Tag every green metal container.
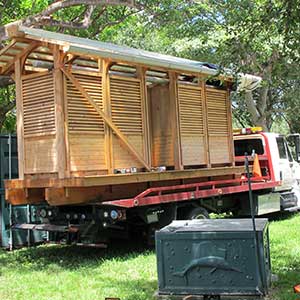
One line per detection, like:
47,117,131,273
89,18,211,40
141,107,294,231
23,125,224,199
156,218,271,298
0,135,46,248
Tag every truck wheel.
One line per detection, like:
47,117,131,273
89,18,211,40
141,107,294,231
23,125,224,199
186,207,210,220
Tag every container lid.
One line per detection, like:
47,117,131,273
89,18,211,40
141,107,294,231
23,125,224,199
159,218,268,233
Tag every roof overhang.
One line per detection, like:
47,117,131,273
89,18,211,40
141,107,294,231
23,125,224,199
0,25,261,90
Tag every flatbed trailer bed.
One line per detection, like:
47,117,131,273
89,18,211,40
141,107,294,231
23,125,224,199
5,166,252,206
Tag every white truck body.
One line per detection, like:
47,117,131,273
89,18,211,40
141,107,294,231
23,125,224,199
234,131,300,210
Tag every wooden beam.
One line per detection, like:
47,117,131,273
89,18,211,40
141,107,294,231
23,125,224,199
137,66,151,166
5,166,248,189
169,71,183,170
15,59,24,179
0,39,17,57
60,66,151,171
102,59,113,173
45,187,106,206
201,80,211,167
63,68,70,177
5,187,44,205
1,41,38,74
53,45,67,178
226,85,234,166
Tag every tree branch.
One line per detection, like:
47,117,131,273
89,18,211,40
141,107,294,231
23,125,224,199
0,76,14,88
96,8,139,33
0,0,136,41
244,91,260,121
36,0,135,17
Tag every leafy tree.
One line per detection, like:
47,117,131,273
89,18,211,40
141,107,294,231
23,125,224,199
140,0,300,131
0,0,300,133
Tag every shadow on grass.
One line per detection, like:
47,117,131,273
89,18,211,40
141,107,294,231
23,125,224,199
98,277,158,300
272,268,300,300
268,211,299,222
0,238,155,272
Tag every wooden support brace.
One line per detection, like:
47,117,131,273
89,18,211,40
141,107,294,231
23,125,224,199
54,45,67,178
1,41,39,74
15,59,24,179
45,186,105,206
169,71,183,170
60,66,151,171
0,39,17,57
5,188,44,205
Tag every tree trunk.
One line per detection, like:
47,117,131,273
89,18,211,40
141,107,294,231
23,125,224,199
244,91,269,131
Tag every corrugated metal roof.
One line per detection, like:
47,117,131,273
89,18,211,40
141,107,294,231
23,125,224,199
7,26,222,76
0,26,261,89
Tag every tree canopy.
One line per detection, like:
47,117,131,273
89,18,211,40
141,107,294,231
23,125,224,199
0,0,300,133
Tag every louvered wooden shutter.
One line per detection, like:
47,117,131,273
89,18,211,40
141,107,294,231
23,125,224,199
206,88,232,164
67,73,104,134
66,73,106,172
110,77,144,168
23,73,55,137
178,84,207,166
22,72,57,174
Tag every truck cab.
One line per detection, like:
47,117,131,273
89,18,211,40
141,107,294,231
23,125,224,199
234,128,300,211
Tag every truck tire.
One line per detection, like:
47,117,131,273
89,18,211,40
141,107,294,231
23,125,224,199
186,207,210,220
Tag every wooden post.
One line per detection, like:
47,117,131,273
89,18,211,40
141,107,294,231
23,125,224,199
201,79,211,167
63,72,70,177
169,71,183,170
53,45,67,179
226,84,234,166
102,59,113,173
137,66,151,166
15,59,24,179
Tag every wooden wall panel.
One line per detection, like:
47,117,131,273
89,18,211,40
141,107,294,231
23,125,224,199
209,136,231,164
24,135,57,173
181,136,206,166
178,84,206,166
110,77,144,169
112,135,143,168
22,73,55,137
149,84,174,167
206,88,231,164
69,134,106,171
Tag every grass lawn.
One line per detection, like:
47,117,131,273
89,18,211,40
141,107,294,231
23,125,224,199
0,213,299,300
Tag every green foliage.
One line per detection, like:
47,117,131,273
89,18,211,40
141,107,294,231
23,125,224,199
0,0,300,132
0,0,48,25
1,108,16,133
0,85,15,133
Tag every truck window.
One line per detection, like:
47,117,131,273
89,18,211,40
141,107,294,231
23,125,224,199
285,141,293,162
276,137,287,159
234,139,264,156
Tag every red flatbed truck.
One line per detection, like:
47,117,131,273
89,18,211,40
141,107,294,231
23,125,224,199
10,128,299,246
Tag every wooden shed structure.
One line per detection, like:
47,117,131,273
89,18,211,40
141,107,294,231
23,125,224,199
0,26,247,206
